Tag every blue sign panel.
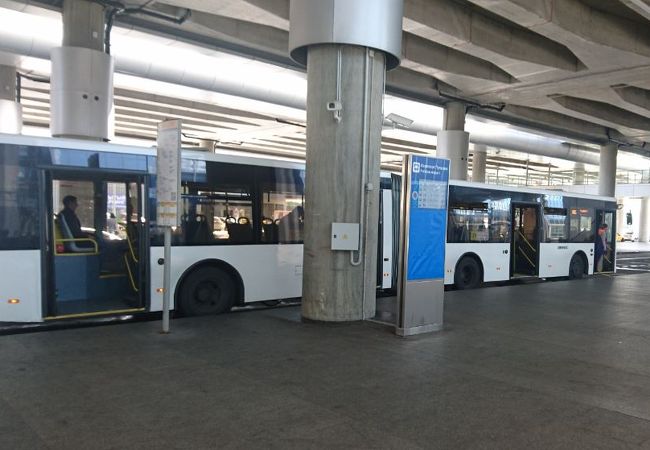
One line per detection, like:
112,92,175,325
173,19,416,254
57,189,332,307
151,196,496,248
406,156,450,280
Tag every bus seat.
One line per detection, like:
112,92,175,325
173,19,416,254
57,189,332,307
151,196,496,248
56,215,97,254
226,220,253,244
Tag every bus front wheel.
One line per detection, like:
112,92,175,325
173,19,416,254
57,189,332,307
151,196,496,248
179,266,236,316
454,257,482,290
568,254,585,279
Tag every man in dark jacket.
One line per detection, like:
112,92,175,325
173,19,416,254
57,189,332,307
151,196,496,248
59,195,87,239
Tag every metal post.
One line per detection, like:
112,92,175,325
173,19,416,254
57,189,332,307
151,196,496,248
162,226,172,333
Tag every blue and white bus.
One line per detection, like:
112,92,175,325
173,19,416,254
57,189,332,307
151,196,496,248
0,134,616,323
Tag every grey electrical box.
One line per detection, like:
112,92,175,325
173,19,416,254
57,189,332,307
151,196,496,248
331,223,360,250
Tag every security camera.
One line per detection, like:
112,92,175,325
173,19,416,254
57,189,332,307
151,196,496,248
326,101,342,111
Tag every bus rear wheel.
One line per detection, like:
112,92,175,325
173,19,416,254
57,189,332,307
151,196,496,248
454,256,482,290
568,254,585,279
179,266,235,316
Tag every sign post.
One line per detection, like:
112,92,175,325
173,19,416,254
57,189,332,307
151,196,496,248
156,119,182,334
396,155,450,336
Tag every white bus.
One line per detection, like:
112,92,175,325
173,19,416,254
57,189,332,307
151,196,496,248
1,134,616,323
1,134,305,323
380,175,617,290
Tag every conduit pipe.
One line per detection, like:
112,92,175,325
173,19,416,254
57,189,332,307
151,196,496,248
0,28,639,170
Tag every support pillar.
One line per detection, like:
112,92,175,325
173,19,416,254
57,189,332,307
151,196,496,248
598,142,618,197
640,197,650,242
437,102,470,180
471,144,487,183
51,0,113,140
290,0,403,322
574,162,586,185
0,65,22,133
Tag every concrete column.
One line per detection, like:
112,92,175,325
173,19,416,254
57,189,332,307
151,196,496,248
471,144,487,183
574,162,586,185
0,66,16,101
302,45,386,322
51,0,113,140
443,101,465,130
639,197,650,242
0,65,22,133
437,102,470,180
62,0,104,52
598,142,618,197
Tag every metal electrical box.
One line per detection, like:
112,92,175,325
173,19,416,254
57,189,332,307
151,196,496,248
331,223,360,250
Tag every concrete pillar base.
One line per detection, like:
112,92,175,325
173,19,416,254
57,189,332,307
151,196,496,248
437,130,469,180
640,197,650,243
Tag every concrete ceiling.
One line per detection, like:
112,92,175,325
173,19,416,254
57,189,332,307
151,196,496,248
95,0,650,155
5,0,650,170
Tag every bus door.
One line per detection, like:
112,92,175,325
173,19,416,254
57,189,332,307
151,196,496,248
596,209,616,272
43,169,148,319
511,203,541,277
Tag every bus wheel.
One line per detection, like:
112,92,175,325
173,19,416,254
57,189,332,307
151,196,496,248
568,254,585,279
179,267,235,316
454,257,482,290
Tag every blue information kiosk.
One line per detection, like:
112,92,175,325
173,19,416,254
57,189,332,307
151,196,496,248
396,155,450,336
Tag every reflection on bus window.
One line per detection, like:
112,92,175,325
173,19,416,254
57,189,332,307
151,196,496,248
447,202,510,243
180,186,253,245
262,183,304,244
544,208,568,242
569,208,593,243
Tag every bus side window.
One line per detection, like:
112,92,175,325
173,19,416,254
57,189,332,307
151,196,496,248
543,208,568,243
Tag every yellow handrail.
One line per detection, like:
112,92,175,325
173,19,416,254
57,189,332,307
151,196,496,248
517,246,536,268
123,253,140,292
126,226,139,263
517,230,536,253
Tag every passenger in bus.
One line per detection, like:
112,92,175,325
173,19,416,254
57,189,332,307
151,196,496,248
59,196,90,240
58,195,94,250
595,223,608,272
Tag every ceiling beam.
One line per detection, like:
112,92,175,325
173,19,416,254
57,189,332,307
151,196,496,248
404,0,583,71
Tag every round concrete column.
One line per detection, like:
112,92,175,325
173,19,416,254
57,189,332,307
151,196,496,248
51,0,113,140
301,45,386,321
574,162,586,185
598,142,617,197
471,144,487,183
290,0,402,322
437,102,469,180
0,65,21,133
639,197,650,242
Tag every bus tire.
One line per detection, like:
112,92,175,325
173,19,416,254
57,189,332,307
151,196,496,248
454,256,482,290
179,266,235,316
568,254,585,280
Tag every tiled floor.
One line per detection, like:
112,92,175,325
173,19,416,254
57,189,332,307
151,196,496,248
1,274,649,449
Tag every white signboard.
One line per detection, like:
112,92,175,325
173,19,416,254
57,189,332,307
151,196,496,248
156,119,182,227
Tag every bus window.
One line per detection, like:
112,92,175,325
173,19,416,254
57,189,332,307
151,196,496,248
53,179,96,236
448,204,490,243
180,185,253,245
262,184,304,244
569,208,593,243
543,208,568,243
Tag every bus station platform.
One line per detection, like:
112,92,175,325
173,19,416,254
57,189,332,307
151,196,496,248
2,274,650,449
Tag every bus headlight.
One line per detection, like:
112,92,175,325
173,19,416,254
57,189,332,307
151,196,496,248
8,298,20,304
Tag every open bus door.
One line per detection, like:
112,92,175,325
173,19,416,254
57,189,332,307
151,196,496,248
596,209,616,273
511,203,541,278
43,169,149,319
